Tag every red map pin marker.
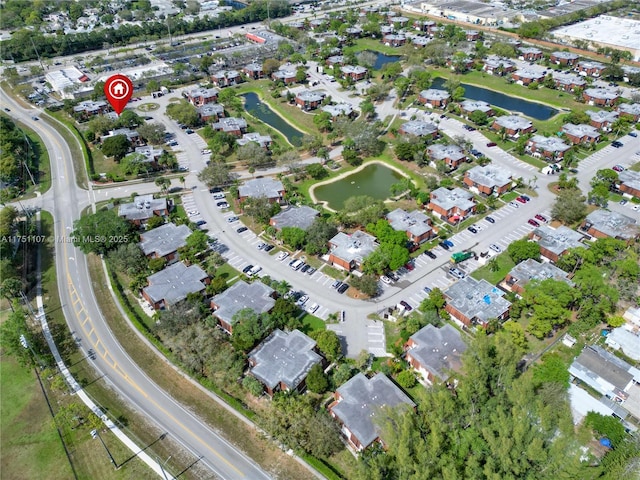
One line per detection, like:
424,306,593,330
104,74,133,115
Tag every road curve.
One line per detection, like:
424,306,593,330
1,88,272,480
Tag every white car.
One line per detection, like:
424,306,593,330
380,275,392,285
509,201,519,208
297,294,309,306
306,302,319,314
472,224,482,231
276,251,289,261
187,210,199,216
489,244,502,253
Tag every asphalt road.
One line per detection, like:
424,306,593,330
1,88,272,480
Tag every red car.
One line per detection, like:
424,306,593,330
527,219,540,227
516,196,527,204
534,214,547,223
486,142,497,147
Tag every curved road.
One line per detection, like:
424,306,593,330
1,89,271,480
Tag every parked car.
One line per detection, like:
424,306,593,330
300,264,310,273
236,226,248,233
424,250,437,259
486,216,495,224
331,280,342,289
611,141,623,148
264,244,274,252
306,302,319,314
216,201,229,209
242,265,253,274
629,131,638,137
297,294,309,306
337,283,349,294
521,195,530,202
633,204,640,211
613,165,625,172
185,129,194,134
489,244,502,253
516,196,527,204
467,226,478,234
443,239,454,248
527,219,540,227
277,251,289,261
399,300,413,311
569,168,579,174
486,142,497,147
306,267,316,275
423,286,432,294
381,276,392,285
227,216,239,223
439,241,450,250
534,214,547,222
471,149,483,157
213,193,226,200
388,272,400,282
448,268,465,279
509,201,519,208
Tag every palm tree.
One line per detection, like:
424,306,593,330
155,176,170,194
179,176,186,190
276,280,291,296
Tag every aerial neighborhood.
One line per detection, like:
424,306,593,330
2,0,640,479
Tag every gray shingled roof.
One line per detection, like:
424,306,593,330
329,230,379,264
583,88,619,101
531,225,585,256
407,324,467,382
444,276,511,324
296,90,326,103
212,117,247,133
118,194,167,222
188,87,219,100
506,258,573,290
386,208,432,238
551,51,579,60
401,120,438,137
513,69,544,81
244,62,263,72
619,103,640,116
484,55,515,70
552,72,586,87
321,103,354,117
586,110,619,124
134,146,163,163
332,373,415,449
342,65,368,75
238,177,284,199
73,100,107,113
249,329,322,390
428,143,465,162
460,99,492,113
577,60,605,71
143,262,207,306
419,88,450,101
561,123,600,138
493,115,532,132
569,346,634,397
270,205,319,231
519,47,542,55
212,280,275,325
198,104,224,117
464,165,512,189
326,55,344,64
237,132,272,148
528,135,571,154
139,223,191,258
618,170,640,193
583,209,638,240
429,187,475,212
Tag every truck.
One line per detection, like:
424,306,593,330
451,251,474,264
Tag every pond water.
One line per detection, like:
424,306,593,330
371,51,402,70
314,163,404,210
432,78,558,121
223,0,246,10
242,92,304,146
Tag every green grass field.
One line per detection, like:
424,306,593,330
471,253,516,285
0,358,74,480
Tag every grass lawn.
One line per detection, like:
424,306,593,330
44,110,88,188
300,313,326,334
501,191,519,202
471,252,515,285
0,358,73,480
628,161,640,172
215,262,240,284
344,38,406,56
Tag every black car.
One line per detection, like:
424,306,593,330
300,264,310,273
388,272,399,282
337,283,349,294
612,141,623,148
242,265,253,274
263,244,274,252
236,226,248,233
471,149,483,157
521,194,531,202
486,216,495,224
439,241,450,250
467,226,478,234
424,250,437,259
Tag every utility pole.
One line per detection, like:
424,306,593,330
30,37,46,73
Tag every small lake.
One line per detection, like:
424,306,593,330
223,0,246,9
242,92,304,146
314,163,404,210
371,51,402,70
432,78,558,121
